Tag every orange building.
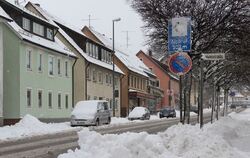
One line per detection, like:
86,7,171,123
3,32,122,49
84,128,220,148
137,50,179,110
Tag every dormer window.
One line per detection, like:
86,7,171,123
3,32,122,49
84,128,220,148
23,17,30,31
46,28,53,40
33,22,44,36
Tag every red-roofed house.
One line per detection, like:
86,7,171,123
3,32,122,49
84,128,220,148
137,50,180,109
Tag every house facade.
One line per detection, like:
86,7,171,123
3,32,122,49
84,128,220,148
0,7,12,126
0,1,76,125
26,2,123,117
137,50,179,110
82,27,158,116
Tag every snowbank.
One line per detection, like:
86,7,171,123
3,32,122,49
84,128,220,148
0,114,74,140
59,110,250,158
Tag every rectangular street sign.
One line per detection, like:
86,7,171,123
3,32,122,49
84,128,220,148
168,17,191,53
201,53,225,60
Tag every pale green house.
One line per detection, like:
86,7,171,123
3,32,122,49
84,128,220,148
0,1,76,125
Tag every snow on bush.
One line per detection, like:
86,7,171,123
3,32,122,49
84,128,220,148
59,115,250,158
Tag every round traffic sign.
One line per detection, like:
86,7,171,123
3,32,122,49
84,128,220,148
168,52,192,75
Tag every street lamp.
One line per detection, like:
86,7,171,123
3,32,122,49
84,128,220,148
112,17,121,117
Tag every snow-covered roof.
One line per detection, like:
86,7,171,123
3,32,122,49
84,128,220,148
4,0,57,28
7,21,76,57
27,2,123,74
88,27,151,77
0,6,12,21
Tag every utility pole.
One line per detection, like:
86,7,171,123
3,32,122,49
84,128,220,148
82,14,98,28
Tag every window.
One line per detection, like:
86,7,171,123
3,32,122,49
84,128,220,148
87,68,91,80
133,77,136,88
93,69,97,82
26,50,32,70
156,80,160,87
48,56,54,75
98,72,103,83
86,42,89,53
47,28,53,40
94,96,97,100
115,77,118,87
23,17,30,31
57,59,61,75
38,90,42,108
109,75,112,85
38,54,42,72
48,92,52,108
130,76,133,87
65,94,69,109
87,95,91,100
27,89,31,107
33,22,44,36
65,61,68,77
106,74,109,84
103,102,108,110
58,93,61,109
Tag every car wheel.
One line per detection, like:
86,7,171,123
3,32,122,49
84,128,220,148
95,119,100,126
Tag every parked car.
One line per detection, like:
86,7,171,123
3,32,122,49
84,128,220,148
159,107,176,118
128,107,150,120
190,106,198,114
71,100,111,126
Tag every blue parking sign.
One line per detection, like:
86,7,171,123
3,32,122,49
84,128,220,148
168,17,191,53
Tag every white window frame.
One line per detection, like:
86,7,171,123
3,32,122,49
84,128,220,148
48,55,54,76
65,94,69,109
27,88,32,108
38,89,43,108
48,91,53,109
26,49,32,70
65,60,68,77
98,72,103,84
38,53,42,72
23,17,30,31
58,92,62,109
92,69,97,82
33,22,44,36
57,58,61,76
47,28,53,40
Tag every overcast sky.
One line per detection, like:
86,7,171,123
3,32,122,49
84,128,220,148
21,0,148,54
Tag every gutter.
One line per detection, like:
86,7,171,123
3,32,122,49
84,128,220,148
72,58,77,107
85,61,90,100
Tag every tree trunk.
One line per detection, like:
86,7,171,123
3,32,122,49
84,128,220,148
211,84,216,123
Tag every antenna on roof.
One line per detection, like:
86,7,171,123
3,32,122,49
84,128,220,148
122,30,134,48
14,0,26,5
82,14,98,28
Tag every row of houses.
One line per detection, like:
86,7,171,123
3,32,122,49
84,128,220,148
0,0,179,126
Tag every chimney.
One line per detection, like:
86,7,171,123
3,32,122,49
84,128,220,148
148,50,152,57
34,3,40,7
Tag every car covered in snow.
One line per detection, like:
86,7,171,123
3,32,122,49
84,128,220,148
128,107,150,120
70,100,111,126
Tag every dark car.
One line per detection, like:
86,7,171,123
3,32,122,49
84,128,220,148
159,107,176,118
190,106,198,113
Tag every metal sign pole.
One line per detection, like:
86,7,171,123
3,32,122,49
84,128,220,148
199,60,204,128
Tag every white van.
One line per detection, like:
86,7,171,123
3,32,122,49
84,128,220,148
70,100,111,126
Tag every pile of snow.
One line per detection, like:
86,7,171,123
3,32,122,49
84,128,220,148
128,107,147,118
59,110,250,158
0,114,74,141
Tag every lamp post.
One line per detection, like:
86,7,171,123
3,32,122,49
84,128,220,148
112,18,121,117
